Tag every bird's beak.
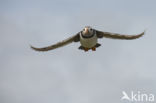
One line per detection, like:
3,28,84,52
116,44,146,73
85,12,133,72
85,28,89,34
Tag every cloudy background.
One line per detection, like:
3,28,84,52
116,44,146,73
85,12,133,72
0,0,156,103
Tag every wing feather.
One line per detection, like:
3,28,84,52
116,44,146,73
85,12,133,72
96,30,145,40
31,33,80,51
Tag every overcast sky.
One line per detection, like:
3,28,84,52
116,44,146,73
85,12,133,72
0,0,156,103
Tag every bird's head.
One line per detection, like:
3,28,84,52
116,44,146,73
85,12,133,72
82,26,94,37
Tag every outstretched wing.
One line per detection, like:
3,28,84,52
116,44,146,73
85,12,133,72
96,30,145,40
31,33,80,51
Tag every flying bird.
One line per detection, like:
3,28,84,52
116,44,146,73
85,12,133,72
31,26,144,52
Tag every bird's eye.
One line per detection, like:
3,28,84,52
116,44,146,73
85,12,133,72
90,28,92,31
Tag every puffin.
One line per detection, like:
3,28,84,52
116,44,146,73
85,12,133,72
31,26,144,52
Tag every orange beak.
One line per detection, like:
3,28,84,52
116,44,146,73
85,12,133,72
84,28,89,34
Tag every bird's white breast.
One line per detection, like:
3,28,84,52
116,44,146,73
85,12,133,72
80,34,97,48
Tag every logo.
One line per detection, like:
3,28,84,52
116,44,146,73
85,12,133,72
121,91,155,102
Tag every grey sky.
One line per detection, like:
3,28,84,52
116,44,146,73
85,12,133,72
0,0,156,103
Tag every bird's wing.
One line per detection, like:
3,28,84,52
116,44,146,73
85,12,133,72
31,33,80,51
96,30,145,40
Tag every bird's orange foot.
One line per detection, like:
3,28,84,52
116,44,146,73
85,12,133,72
92,47,96,51
84,48,89,52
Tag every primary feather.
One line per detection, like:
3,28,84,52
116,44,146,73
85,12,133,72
96,30,144,40
31,34,79,51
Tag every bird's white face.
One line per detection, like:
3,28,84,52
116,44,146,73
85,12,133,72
82,26,94,37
